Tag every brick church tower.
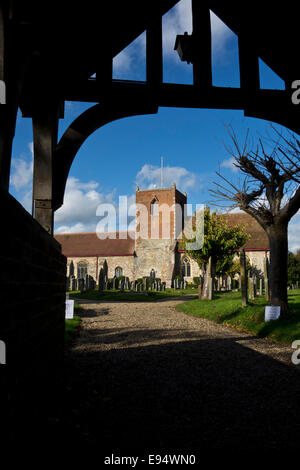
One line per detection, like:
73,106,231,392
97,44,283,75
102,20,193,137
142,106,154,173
134,183,187,286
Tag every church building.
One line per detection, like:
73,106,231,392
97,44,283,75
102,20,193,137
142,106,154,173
55,184,270,286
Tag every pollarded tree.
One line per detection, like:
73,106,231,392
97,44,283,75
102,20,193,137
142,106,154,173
211,125,300,313
183,206,249,298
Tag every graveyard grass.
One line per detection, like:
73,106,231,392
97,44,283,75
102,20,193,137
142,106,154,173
176,289,300,345
65,302,82,344
69,287,198,302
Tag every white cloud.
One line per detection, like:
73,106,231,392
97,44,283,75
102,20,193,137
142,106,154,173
54,177,116,232
135,163,200,192
10,142,33,191
220,156,239,173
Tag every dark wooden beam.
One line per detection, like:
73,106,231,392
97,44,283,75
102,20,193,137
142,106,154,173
191,1,212,87
238,35,260,90
32,104,59,234
146,16,163,87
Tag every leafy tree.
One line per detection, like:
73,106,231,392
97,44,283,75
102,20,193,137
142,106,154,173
288,252,300,286
211,125,300,313
183,207,249,298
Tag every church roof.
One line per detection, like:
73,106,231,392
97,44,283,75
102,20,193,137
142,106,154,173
54,232,135,257
221,212,269,250
178,211,269,251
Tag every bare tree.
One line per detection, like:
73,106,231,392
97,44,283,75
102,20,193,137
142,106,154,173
211,125,300,313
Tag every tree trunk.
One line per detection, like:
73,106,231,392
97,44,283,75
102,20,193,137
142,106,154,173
202,258,215,300
202,264,209,299
267,222,288,314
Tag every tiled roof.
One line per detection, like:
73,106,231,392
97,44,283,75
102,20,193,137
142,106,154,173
178,211,269,251
221,212,269,250
54,232,135,257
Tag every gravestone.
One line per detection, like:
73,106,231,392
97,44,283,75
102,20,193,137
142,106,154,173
248,277,255,300
78,278,85,292
98,268,105,293
71,276,77,291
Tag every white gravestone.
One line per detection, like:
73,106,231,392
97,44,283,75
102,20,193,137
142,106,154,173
65,299,74,319
264,306,280,322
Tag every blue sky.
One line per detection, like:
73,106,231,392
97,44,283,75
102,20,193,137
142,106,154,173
8,0,300,251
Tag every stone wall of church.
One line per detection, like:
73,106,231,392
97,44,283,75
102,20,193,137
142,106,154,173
177,250,269,283
67,256,135,281
246,250,269,276
98,256,135,280
135,239,177,286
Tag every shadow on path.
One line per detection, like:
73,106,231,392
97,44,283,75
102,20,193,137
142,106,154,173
57,328,300,452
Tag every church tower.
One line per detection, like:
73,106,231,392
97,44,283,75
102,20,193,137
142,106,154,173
134,184,187,286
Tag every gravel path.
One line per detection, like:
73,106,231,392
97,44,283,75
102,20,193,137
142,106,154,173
61,297,300,451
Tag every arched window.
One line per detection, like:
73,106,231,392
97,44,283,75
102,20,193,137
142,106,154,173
77,261,88,279
115,266,123,278
181,257,191,277
150,199,159,216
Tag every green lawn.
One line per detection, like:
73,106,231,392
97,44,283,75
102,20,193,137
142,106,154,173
65,301,82,344
69,287,197,302
176,289,300,345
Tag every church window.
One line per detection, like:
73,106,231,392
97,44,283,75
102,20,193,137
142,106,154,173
115,266,123,277
150,200,159,216
77,261,88,279
181,257,191,277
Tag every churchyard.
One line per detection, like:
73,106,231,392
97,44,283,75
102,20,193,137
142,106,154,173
177,289,300,345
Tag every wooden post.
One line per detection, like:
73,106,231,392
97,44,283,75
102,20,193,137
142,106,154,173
191,1,212,87
32,104,59,234
240,248,248,307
